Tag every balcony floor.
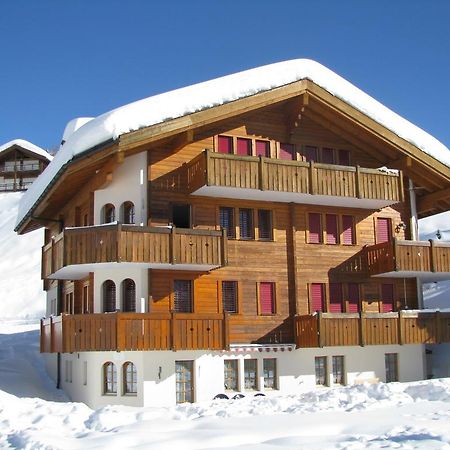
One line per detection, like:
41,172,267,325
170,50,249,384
372,271,450,282
192,186,397,209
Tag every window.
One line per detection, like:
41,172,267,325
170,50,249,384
263,359,277,390
338,149,351,166
122,278,136,312
322,147,335,164
239,208,254,240
222,281,238,313
236,137,251,156
329,283,343,313
259,282,275,315
332,356,345,385
308,213,322,244
258,209,272,241
305,145,318,162
342,215,356,245
123,362,137,395
219,207,235,239
224,359,238,390
315,356,328,386
244,359,258,390
103,203,115,223
381,284,394,313
82,285,89,313
279,143,295,160
255,140,270,157
174,280,193,313
385,353,398,382
102,280,116,313
172,203,191,228
310,283,325,312
347,283,360,313
64,292,74,314
122,201,135,224
325,214,338,245
376,217,392,243
103,362,117,394
218,135,233,154
176,360,194,403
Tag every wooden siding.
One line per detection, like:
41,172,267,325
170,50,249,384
40,312,229,353
184,150,402,203
295,311,450,348
42,224,226,277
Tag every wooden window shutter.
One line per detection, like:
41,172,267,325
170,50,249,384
377,217,392,243
342,215,356,245
310,283,324,312
381,284,394,312
236,138,252,156
329,283,343,313
348,283,360,313
308,213,322,243
260,282,275,314
174,280,192,313
255,140,270,157
326,214,338,244
218,135,233,154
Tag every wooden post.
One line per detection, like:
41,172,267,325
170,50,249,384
359,311,366,347
51,237,55,275
116,313,125,351
170,226,176,264
205,150,210,186
398,169,405,202
355,165,361,199
397,310,404,345
309,161,316,195
116,223,122,262
393,238,399,272
221,228,228,266
170,312,176,351
223,311,230,350
429,239,436,272
258,156,266,191
435,310,441,344
317,311,323,348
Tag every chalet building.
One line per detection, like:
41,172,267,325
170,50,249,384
15,59,450,408
0,139,52,192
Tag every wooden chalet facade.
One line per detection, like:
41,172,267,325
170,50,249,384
16,60,450,407
0,140,51,192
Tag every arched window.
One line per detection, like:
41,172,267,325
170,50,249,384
103,362,117,394
102,203,115,224
123,362,137,395
102,280,116,312
122,201,135,224
122,278,136,312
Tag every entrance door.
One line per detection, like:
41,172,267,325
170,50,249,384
172,204,191,229
175,360,194,403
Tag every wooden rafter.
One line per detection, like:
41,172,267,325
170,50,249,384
418,186,450,214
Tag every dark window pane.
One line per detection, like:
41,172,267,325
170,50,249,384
239,208,254,240
174,280,192,313
258,209,272,240
219,207,235,239
222,281,238,313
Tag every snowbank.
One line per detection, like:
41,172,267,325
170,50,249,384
16,59,450,229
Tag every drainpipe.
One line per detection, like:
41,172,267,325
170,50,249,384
408,179,423,309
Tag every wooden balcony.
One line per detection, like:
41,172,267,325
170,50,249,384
182,150,403,208
366,239,450,281
295,311,450,348
42,224,227,279
40,312,230,353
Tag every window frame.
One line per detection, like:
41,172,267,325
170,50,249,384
103,361,117,395
122,201,135,225
221,280,239,314
257,209,273,241
102,280,116,313
385,353,399,382
123,361,138,395
310,283,325,313
122,278,136,312
224,359,239,391
332,355,345,385
244,359,258,391
173,279,193,313
315,356,328,386
102,203,116,224
175,360,194,403
219,206,236,239
263,358,278,390
239,208,254,240
257,281,276,315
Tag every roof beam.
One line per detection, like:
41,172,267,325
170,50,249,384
418,186,450,214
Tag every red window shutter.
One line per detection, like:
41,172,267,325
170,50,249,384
305,145,318,162
308,213,322,243
256,140,270,157
342,215,355,245
348,283,360,313
260,282,275,314
218,135,232,154
237,138,251,156
381,284,394,312
322,148,334,164
329,283,343,313
311,283,324,312
338,149,350,166
326,214,338,244
377,218,392,243
279,143,295,160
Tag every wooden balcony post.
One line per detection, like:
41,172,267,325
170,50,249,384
309,161,316,195
355,165,362,199
397,310,404,345
117,313,125,351
393,238,399,272
429,239,436,272
205,149,210,186
317,311,323,348
223,311,230,350
398,169,405,202
51,237,55,275
116,223,122,262
170,312,177,351
170,226,176,264
221,228,228,266
258,156,266,191
359,311,366,347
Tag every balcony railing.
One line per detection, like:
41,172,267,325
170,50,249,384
41,312,230,353
42,224,227,278
0,182,33,192
0,163,41,173
179,150,403,206
295,311,450,348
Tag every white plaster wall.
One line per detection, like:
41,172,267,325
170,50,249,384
427,343,450,378
93,267,148,313
46,286,57,316
94,152,147,226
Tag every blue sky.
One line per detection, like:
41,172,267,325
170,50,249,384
1,1,449,152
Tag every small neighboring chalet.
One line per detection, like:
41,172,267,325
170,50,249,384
15,59,450,409
0,139,52,192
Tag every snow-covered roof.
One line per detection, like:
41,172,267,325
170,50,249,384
0,139,53,162
16,59,450,229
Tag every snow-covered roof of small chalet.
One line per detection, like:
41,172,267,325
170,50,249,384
0,139,53,161
16,59,450,229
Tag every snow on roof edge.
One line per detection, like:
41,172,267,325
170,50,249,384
0,139,53,161
16,59,450,229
